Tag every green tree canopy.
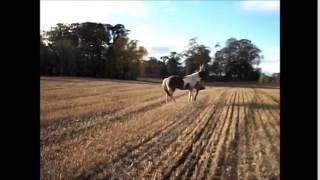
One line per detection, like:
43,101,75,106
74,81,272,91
183,38,211,77
212,38,262,81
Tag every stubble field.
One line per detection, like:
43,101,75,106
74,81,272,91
40,77,280,180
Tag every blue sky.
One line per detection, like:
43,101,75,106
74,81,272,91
41,0,279,74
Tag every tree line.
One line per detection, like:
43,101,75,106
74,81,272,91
41,22,264,81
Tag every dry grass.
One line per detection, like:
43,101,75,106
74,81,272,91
40,77,280,180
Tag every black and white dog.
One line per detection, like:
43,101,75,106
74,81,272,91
162,65,206,103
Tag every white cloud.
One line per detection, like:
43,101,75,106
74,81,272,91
165,7,176,13
259,61,280,74
40,1,148,30
262,47,280,62
41,0,186,59
259,47,280,73
241,1,279,13
128,24,188,59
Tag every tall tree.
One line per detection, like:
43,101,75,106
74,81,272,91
165,52,182,76
40,37,51,75
110,24,130,44
76,22,111,77
44,23,78,76
145,57,158,77
159,56,168,78
212,38,262,81
183,38,211,77
105,36,147,79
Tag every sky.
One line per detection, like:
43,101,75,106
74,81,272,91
41,0,280,74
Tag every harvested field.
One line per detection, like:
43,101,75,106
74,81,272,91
40,77,280,180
